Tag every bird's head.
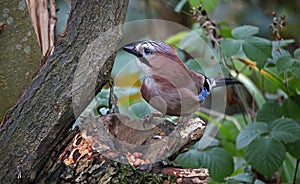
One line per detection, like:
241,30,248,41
123,40,186,75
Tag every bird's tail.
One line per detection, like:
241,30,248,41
210,77,242,89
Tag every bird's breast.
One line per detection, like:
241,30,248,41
140,75,200,116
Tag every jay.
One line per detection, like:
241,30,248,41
123,40,240,116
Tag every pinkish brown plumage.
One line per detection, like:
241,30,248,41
123,40,241,116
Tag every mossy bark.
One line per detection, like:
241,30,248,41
0,0,42,121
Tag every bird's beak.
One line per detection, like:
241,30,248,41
123,45,143,57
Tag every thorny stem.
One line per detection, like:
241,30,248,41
270,11,291,113
190,5,250,126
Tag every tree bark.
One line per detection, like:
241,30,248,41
0,1,209,183
0,0,129,183
0,0,42,121
40,114,208,183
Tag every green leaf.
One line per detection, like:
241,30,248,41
254,179,266,184
294,48,300,59
227,173,253,184
236,122,269,149
276,55,293,73
174,0,188,13
256,102,283,122
188,0,201,7
221,140,243,157
286,140,300,159
291,60,300,78
176,148,233,181
245,137,286,176
272,39,295,47
176,149,202,169
281,153,297,183
242,37,272,68
189,0,219,12
232,25,259,39
129,102,153,119
270,118,300,143
229,173,253,183
262,67,297,96
218,116,241,142
199,148,233,181
165,31,189,47
221,38,241,57
185,59,204,73
283,95,300,120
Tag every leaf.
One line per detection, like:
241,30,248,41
254,179,266,184
218,117,240,142
189,0,219,12
286,140,300,159
221,140,243,157
270,118,300,143
294,48,300,59
185,59,204,73
221,38,241,57
256,102,282,122
242,37,272,68
176,149,203,169
276,55,293,73
262,67,297,95
272,47,291,62
198,148,234,181
236,122,269,149
174,0,188,13
176,148,233,182
245,137,286,176
165,31,189,47
232,25,259,39
129,102,153,119
229,173,253,183
234,57,297,95
283,95,300,120
291,60,300,78
272,39,295,47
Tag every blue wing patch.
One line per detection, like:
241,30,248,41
198,87,209,102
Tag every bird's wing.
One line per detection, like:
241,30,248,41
188,70,206,94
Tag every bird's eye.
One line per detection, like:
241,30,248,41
143,47,152,55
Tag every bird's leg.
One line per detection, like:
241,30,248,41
142,112,163,129
108,77,119,114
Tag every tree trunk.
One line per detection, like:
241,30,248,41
0,1,209,183
0,0,42,121
0,0,129,183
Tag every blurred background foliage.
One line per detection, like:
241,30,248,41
55,0,300,183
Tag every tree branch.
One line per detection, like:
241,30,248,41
53,114,208,183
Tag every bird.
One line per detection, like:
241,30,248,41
123,40,241,116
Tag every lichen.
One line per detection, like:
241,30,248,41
18,0,27,11
7,17,13,25
16,44,22,49
24,46,31,54
21,36,28,42
3,8,10,17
